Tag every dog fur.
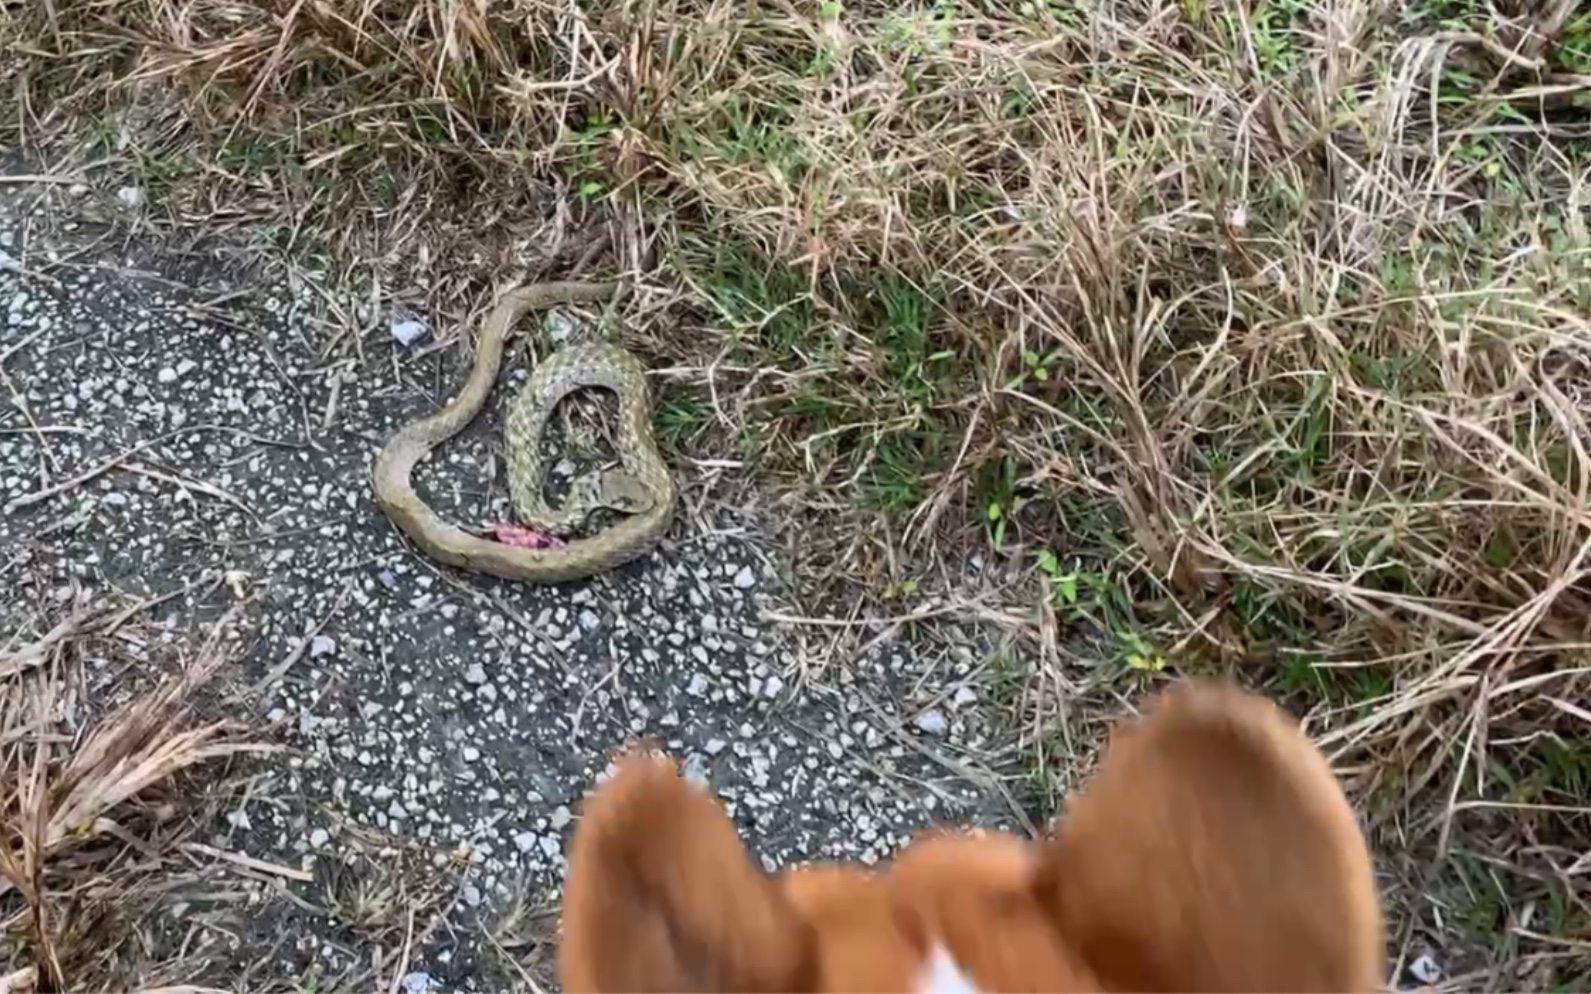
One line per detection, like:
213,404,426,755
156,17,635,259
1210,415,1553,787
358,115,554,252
557,681,1385,992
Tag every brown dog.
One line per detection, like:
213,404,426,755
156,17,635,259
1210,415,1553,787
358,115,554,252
557,681,1385,992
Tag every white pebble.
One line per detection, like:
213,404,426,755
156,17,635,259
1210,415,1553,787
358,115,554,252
391,318,427,347
400,972,432,994
1409,954,1442,984
682,753,709,782
545,310,578,343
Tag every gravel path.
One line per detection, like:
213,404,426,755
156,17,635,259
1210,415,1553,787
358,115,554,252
0,193,1026,989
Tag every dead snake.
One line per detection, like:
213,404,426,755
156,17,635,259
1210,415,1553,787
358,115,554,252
372,281,676,583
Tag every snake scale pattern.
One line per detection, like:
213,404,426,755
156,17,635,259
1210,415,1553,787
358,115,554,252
372,281,676,583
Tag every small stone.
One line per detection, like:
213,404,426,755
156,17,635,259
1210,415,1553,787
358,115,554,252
733,566,757,589
826,741,844,760
156,366,178,384
1409,954,1441,985
309,828,331,848
549,806,573,831
914,709,949,736
682,753,710,782
391,318,428,347
514,831,537,853
401,972,433,994
762,675,785,698
704,738,727,755
115,186,145,208
539,834,561,858
952,685,978,706
388,800,408,820
686,672,709,697
545,310,578,343
309,635,336,658
463,662,488,685
462,883,482,907
226,808,252,831
462,746,481,762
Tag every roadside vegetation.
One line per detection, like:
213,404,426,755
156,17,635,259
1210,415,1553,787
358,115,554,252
3,0,1589,988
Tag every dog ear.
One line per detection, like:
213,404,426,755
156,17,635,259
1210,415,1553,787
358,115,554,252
558,753,810,993
1032,683,1385,993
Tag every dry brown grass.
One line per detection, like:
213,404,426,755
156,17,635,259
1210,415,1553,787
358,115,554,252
0,594,274,992
4,0,1591,988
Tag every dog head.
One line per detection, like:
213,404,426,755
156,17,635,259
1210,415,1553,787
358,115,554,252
557,682,1385,992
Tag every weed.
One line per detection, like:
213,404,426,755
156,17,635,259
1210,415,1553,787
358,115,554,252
0,599,273,990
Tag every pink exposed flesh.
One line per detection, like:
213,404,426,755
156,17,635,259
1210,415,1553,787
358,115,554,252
489,523,567,550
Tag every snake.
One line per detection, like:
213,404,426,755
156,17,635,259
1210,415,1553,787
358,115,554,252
372,281,677,583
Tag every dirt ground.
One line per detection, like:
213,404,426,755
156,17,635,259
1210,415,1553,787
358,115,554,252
0,179,1045,992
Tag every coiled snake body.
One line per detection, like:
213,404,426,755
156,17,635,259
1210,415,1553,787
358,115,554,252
372,282,676,583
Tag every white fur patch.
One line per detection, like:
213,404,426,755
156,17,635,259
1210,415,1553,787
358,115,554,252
915,943,979,994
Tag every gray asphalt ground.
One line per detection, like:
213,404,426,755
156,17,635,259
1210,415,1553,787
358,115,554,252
0,186,1028,989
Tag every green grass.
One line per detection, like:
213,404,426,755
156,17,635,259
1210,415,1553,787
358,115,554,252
4,0,1591,986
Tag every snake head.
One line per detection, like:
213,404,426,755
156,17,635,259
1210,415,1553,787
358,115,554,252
578,468,657,516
